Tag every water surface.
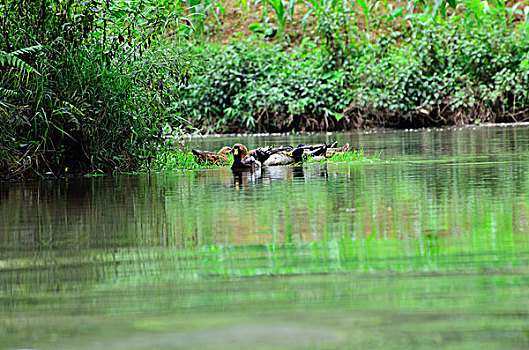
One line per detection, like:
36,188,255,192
2,126,529,349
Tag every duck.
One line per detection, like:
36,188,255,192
326,143,350,157
303,145,328,158
299,142,350,162
248,146,289,164
262,147,304,166
231,144,261,170
192,146,232,165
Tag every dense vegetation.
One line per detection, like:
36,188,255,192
1,0,529,178
0,0,191,178
177,1,529,132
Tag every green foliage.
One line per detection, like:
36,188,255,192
411,0,457,18
2,0,529,177
350,14,529,127
0,45,42,113
266,0,287,38
152,148,201,171
184,0,227,39
0,46,42,74
263,0,297,39
176,40,353,133
0,0,190,179
176,4,529,132
305,149,377,163
152,147,237,171
303,0,361,66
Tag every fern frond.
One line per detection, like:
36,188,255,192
0,45,42,75
10,45,43,57
0,87,18,97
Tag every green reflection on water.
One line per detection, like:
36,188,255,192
2,126,529,349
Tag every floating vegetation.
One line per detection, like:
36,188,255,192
307,149,381,164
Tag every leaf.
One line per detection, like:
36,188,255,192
0,45,42,75
248,22,264,32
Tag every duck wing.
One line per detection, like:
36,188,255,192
192,149,230,165
241,155,261,168
249,146,274,163
304,145,328,157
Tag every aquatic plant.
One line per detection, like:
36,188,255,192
151,146,235,171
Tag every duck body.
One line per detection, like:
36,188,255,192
192,146,231,165
326,143,350,157
249,146,293,164
262,147,304,166
299,142,350,160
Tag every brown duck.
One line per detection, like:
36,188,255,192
192,146,232,165
326,143,350,157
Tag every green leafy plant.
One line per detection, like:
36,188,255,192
302,0,361,67
263,0,298,39
0,0,191,179
176,40,354,133
177,7,529,134
0,45,41,105
267,0,287,38
349,13,529,128
355,0,377,45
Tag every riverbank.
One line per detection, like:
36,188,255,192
176,13,529,133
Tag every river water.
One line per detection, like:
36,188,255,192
2,125,529,349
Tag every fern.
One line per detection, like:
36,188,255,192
0,45,42,75
0,87,18,98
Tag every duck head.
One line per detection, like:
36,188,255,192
231,144,261,170
230,144,249,162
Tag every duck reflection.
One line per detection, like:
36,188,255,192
232,168,262,190
262,165,302,181
231,165,306,188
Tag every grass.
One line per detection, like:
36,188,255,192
307,149,382,163
152,149,203,171
151,147,233,171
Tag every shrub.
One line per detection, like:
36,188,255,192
0,0,190,179
178,14,529,133
176,39,354,133
348,15,529,127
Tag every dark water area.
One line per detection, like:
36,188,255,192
2,125,529,349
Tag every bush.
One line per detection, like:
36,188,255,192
176,39,354,133
349,15,529,127
176,10,529,133
0,0,189,179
